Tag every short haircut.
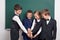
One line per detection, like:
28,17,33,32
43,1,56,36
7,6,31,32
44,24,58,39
42,8,50,15
34,10,41,17
26,10,33,13
25,10,33,18
14,4,22,10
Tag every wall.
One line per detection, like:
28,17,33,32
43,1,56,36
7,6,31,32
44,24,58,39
0,0,10,40
55,0,60,40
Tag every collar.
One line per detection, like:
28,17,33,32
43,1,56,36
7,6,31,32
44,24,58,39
37,19,40,22
47,16,51,21
48,16,51,21
15,12,19,16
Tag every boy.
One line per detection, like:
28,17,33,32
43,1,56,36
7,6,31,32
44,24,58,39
39,9,57,40
22,10,33,40
10,4,27,40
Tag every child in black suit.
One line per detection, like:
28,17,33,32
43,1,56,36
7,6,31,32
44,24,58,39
39,9,57,40
10,4,27,40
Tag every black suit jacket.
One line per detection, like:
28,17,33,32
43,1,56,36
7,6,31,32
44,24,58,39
39,18,57,40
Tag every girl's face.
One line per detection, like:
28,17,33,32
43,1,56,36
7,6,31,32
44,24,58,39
34,12,40,20
27,13,32,19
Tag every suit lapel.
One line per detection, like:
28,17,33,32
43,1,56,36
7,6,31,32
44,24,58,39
47,18,52,26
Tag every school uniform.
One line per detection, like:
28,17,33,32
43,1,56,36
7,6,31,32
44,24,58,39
10,14,27,40
22,18,33,40
32,19,42,40
38,17,57,40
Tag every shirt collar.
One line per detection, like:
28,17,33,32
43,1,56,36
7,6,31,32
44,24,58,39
37,19,40,22
15,12,19,16
49,16,51,21
47,16,51,21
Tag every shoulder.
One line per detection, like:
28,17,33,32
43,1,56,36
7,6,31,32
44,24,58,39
12,15,19,22
12,15,18,19
23,18,29,23
51,18,56,23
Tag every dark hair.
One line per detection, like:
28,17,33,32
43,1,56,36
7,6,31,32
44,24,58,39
34,10,42,17
26,10,33,13
25,10,33,18
14,4,22,10
42,8,50,15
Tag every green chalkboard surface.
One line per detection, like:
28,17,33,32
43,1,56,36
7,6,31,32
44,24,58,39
6,0,54,29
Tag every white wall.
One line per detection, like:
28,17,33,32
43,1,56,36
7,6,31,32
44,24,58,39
0,0,9,40
0,0,60,40
55,0,60,40
0,0,10,40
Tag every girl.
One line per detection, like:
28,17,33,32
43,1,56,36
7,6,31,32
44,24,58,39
32,11,42,40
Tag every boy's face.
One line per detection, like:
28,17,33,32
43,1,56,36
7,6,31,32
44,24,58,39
27,13,32,19
34,13,40,20
42,13,48,19
16,10,22,14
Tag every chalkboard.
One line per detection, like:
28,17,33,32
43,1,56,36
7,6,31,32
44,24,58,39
6,0,54,29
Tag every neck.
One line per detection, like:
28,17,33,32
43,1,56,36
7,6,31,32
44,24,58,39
28,18,31,19
15,12,19,16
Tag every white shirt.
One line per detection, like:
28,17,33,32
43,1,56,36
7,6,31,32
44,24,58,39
31,19,36,30
46,16,51,24
37,19,40,22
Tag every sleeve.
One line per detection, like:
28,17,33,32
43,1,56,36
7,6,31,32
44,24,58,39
31,19,36,30
52,20,57,39
32,23,41,35
12,16,27,34
34,27,42,36
32,20,42,35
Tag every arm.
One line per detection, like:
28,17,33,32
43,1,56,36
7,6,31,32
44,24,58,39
32,22,41,35
33,27,42,38
12,16,27,33
31,19,36,30
53,20,57,39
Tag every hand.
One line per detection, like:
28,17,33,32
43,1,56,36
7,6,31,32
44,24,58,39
28,28,32,34
26,30,29,37
27,28,33,39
